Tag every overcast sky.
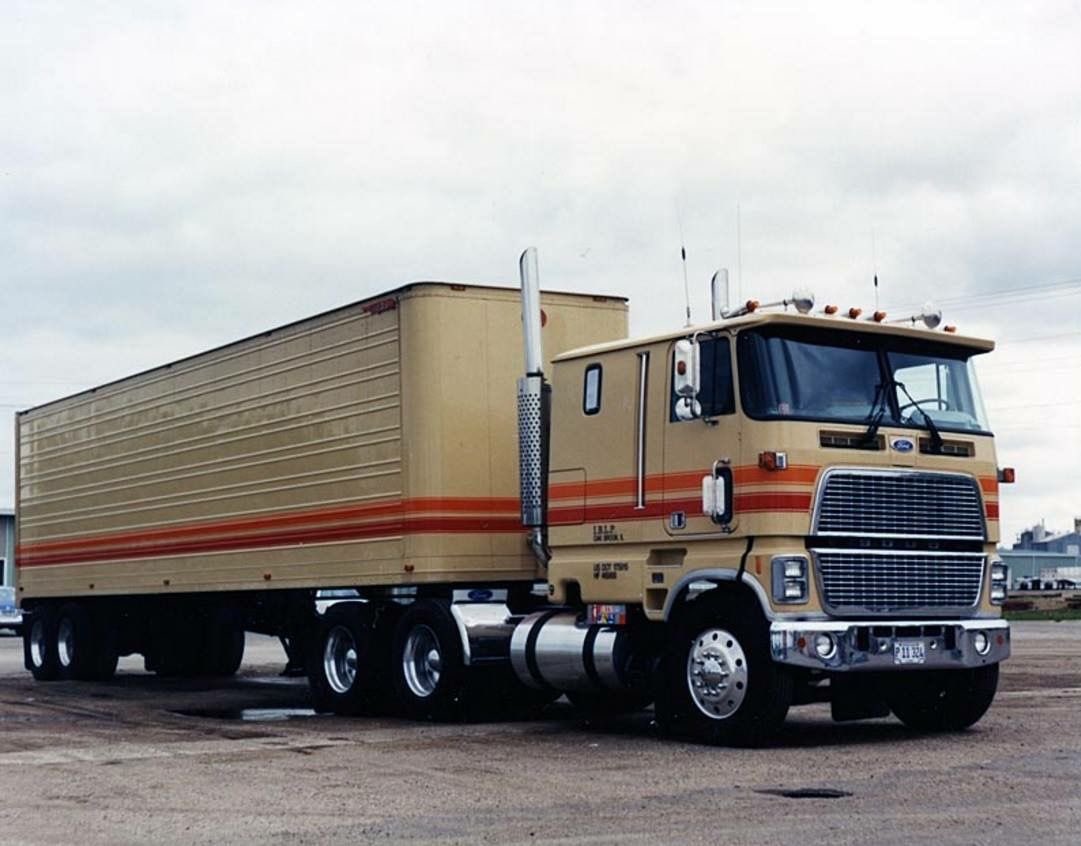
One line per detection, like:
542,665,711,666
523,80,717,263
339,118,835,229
2,1,1080,545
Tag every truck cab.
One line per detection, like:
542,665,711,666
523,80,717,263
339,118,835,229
537,305,1008,743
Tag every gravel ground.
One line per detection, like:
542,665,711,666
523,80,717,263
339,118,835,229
0,622,1078,845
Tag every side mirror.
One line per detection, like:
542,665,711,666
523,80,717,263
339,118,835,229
673,339,701,420
701,464,733,524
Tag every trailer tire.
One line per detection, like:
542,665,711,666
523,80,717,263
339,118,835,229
308,604,377,716
886,664,999,731
390,600,466,721
24,606,61,681
656,593,792,747
55,603,118,681
202,616,245,677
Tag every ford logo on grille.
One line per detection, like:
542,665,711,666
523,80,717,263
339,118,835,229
891,437,915,453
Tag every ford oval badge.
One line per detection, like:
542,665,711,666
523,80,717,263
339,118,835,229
891,437,915,453
467,588,493,602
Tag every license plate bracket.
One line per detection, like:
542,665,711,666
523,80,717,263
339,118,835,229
893,639,927,665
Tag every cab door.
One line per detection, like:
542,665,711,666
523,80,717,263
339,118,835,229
661,333,741,537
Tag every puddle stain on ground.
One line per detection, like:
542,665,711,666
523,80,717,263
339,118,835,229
171,707,320,722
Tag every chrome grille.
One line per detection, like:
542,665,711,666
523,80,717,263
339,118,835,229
814,470,985,539
816,550,985,614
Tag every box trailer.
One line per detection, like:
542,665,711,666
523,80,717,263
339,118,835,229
16,253,1012,745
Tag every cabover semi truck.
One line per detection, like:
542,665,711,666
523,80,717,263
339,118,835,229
15,249,1010,745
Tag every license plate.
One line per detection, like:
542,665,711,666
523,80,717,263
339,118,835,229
894,640,926,665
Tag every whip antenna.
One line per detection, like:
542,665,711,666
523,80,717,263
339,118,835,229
677,206,691,326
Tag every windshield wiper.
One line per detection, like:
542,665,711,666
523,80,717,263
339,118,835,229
893,380,945,454
860,381,890,448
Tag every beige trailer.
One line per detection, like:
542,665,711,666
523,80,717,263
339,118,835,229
16,251,1012,746
17,284,627,598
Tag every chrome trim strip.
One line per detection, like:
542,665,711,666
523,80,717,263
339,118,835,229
634,351,649,509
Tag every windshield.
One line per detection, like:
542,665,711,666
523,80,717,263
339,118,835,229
738,327,991,434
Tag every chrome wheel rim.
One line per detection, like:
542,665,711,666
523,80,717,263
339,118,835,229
686,627,748,720
57,617,75,669
323,625,357,694
402,624,442,699
30,618,48,668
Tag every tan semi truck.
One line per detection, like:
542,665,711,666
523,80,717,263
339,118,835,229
15,250,1010,745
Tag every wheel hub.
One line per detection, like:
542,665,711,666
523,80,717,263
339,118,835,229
30,619,48,668
57,617,75,669
686,627,748,720
403,624,442,699
323,625,358,694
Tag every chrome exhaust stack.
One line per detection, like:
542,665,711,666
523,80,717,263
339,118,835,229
517,248,550,565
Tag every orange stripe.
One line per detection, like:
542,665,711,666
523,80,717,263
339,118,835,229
549,465,820,501
979,476,998,495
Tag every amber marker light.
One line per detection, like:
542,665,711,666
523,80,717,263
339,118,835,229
746,299,760,312
823,304,839,315
944,325,958,333
847,307,862,319
998,467,1016,484
872,311,887,322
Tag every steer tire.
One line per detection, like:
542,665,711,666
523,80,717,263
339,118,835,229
655,593,792,747
887,664,1000,732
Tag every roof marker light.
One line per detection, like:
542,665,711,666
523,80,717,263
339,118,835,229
944,325,957,333
872,310,887,322
847,307,862,319
823,304,838,315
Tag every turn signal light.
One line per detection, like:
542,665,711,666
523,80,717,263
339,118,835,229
758,451,788,471
998,467,1016,484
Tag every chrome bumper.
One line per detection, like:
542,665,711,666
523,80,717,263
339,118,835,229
769,618,1010,671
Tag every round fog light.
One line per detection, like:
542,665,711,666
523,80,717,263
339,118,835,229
813,632,837,660
973,630,991,656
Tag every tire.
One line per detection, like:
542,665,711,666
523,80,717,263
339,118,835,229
886,664,999,731
307,604,377,716
55,602,118,682
655,593,792,747
24,606,60,681
390,599,465,721
202,614,245,677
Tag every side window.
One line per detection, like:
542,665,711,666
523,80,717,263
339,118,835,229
583,364,603,415
671,336,735,421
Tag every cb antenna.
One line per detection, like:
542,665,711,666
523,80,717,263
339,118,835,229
678,206,691,327
872,228,879,310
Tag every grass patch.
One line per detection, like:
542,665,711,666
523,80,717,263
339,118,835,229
1004,608,1081,622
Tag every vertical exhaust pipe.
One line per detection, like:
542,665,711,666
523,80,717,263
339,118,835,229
517,248,550,564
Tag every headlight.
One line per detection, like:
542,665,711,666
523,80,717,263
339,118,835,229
973,630,991,656
990,560,1009,605
771,556,809,604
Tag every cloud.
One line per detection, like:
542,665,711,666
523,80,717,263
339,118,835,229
2,0,1080,543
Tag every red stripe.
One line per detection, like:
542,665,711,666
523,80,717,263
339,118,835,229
18,514,526,567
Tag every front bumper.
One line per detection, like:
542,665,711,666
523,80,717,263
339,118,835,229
770,618,1010,671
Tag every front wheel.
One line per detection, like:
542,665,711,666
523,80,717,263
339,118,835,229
886,664,999,731
656,594,792,747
